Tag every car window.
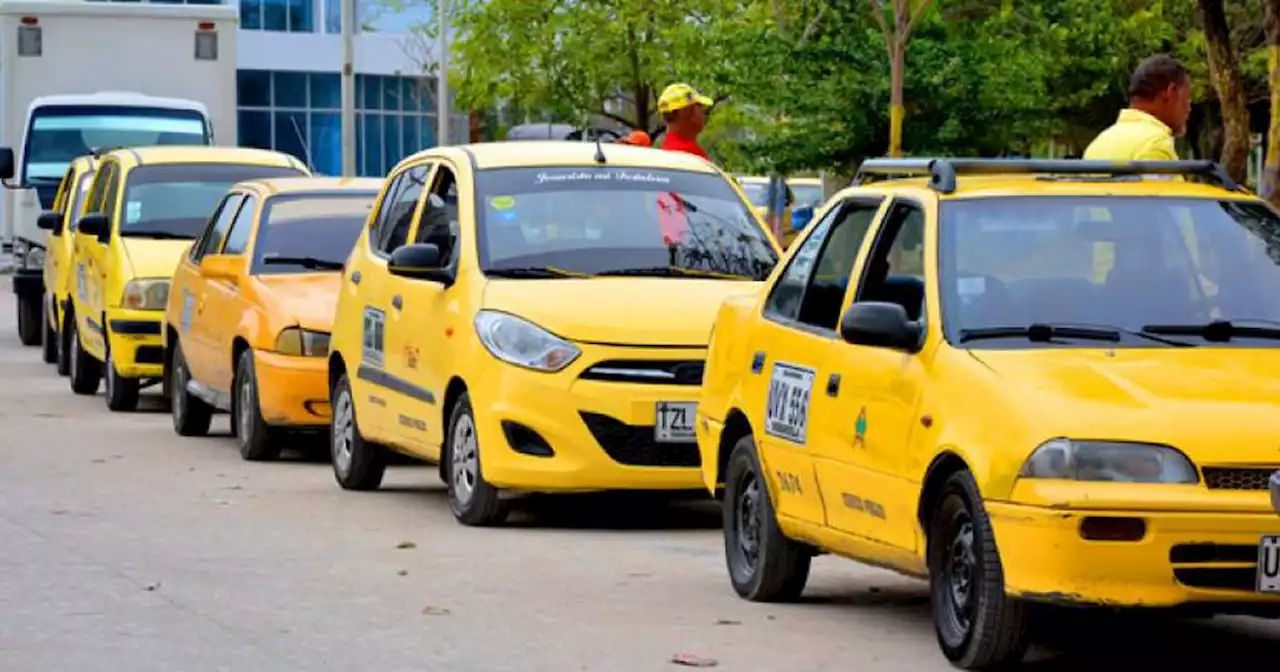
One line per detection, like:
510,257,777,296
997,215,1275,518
66,170,95,231
938,196,1280,347
84,161,117,216
376,164,429,256
221,195,257,256
119,163,305,240
413,165,459,266
765,199,882,327
252,192,377,274
52,166,74,212
192,194,244,262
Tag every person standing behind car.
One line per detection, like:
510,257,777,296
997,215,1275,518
657,83,713,160
1084,54,1192,161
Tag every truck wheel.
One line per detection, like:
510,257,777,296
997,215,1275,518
330,372,387,490
68,321,101,395
723,434,811,602
16,292,41,346
41,298,57,363
928,470,1031,669
104,345,140,412
445,392,509,527
55,313,72,376
169,344,212,437
234,350,281,461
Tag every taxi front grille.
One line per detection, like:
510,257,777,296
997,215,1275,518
579,360,705,386
1202,467,1277,491
579,412,701,468
1170,543,1259,592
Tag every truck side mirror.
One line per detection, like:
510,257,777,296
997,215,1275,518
0,147,14,181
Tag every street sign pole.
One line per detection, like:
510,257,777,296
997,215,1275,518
437,0,449,146
340,0,356,176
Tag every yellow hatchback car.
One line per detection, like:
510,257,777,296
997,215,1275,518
37,154,98,375
164,177,381,460
697,158,1280,669
66,146,310,411
327,141,780,526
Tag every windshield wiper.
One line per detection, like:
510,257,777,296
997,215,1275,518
260,254,344,270
122,230,193,240
961,322,1195,346
595,266,750,280
484,266,589,279
1141,319,1280,343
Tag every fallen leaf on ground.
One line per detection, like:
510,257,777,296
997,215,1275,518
144,582,161,592
714,619,740,626
421,606,451,616
90,458,106,463
670,653,718,667
397,569,408,576
222,485,243,490
396,541,417,549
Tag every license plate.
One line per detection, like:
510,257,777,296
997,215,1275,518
1258,536,1280,593
655,402,696,443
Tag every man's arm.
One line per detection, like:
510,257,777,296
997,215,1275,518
1137,135,1179,161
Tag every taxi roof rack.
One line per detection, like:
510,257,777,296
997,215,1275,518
852,158,1240,194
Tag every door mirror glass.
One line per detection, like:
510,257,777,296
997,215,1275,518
388,242,452,283
839,301,921,351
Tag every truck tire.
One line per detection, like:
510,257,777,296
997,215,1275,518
16,292,41,346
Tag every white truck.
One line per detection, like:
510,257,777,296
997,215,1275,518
0,0,238,346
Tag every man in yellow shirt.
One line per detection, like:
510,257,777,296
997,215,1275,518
1084,54,1191,161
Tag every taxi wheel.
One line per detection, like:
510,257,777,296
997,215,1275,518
445,392,509,527
234,350,282,462
330,372,387,490
68,321,101,395
41,301,57,364
928,470,1030,669
169,344,212,437
16,293,41,346
723,435,810,602
104,346,140,412
55,313,72,376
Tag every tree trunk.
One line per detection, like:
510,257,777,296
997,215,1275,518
888,38,905,158
1264,0,1280,205
1198,0,1251,185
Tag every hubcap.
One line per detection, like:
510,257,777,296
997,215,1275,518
945,518,978,634
735,473,763,572
237,374,253,442
450,414,479,506
331,388,354,475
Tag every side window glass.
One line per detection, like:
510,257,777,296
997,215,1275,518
855,201,927,322
222,196,257,256
67,171,95,231
192,195,244,263
764,207,841,321
377,164,429,256
413,165,459,266
52,167,74,212
794,201,882,330
102,165,123,224
85,163,114,216
368,171,405,251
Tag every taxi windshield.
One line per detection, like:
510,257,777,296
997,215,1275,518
251,192,376,274
939,196,1280,348
474,166,778,279
121,163,307,240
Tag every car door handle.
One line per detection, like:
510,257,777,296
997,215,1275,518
391,295,403,311
350,270,362,285
827,373,840,397
750,351,765,374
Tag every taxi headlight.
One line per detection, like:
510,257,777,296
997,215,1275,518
121,278,169,311
274,327,330,357
474,310,580,372
1018,438,1199,484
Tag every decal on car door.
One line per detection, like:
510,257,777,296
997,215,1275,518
765,362,815,445
362,306,385,368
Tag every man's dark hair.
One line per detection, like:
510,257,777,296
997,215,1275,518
1129,54,1190,100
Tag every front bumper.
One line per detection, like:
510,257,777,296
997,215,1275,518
104,308,165,378
253,350,329,427
11,268,43,298
989,500,1280,610
475,347,707,493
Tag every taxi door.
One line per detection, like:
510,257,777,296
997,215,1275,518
198,194,258,393
74,161,122,356
815,198,930,553
44,166,75,321
180,192,246,388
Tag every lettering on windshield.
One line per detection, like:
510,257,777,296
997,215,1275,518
533,170,672,185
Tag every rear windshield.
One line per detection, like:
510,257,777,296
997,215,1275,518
121,163,307,240
474,166,778,280
251,193,377,274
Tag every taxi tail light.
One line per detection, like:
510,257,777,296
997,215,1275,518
1079,516,1146,542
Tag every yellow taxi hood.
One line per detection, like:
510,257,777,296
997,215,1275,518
250,273,342,332
481,278,762,347
119,238,194,281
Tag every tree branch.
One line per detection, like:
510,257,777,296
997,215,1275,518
865,0,893,56
799,3,828,46
904,0,934,42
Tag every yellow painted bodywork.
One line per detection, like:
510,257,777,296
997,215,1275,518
329,142,779,490
164,177,380,425
71,147,310,380
43,155,98,342
697,173,1280,609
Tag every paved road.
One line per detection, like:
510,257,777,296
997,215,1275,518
1,291,1279,671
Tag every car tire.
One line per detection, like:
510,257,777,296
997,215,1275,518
445,392,509,527
16,292,41,346
169,343,212,437
41,298,57,364
68,320,101,395
723,434,811,602
234,350,281,461
55,313,73,377
928,469,1031,670
330,372,387,490
104,345,140,412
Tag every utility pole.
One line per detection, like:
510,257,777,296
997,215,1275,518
340,0,357,176
437,0,449,146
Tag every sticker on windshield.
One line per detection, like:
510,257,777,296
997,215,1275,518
490,195,515,210
957,276,986,296
532,169,672,186
126,201,142,224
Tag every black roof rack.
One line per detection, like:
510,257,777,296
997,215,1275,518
852,158,1240,194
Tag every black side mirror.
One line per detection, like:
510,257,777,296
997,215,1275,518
838,301,922,351
0,147,14,181
78,213,109,242
37,211,63,235
388,243,452,284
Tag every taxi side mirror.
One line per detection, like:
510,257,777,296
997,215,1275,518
37,211,63,235
839,301,921,352
0,147,14,181
78,213,109,240
200,254,246,282
389,243,453,285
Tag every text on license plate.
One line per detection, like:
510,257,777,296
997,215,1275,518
655,402,696,443
1259,536,1280,593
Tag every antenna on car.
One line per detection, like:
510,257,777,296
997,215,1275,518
593,132,607,164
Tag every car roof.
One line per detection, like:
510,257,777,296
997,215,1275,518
235,176,383,197
833,175,1259,203
403,141,722,174
103,146,308,172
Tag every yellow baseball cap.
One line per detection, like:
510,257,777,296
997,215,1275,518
658,83,713,115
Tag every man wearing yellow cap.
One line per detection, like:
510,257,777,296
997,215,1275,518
657,83,713,160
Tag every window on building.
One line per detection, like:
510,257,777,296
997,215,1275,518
240,0,313,32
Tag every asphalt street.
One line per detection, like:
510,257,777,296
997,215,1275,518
1,290,1279,671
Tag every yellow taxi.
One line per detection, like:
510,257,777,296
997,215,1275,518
66,146,310,411
163,177,381,460
696,158,1280,669
37,154,98,375
327,141,780,526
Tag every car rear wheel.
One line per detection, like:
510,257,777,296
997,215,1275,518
68,320,101,395
928,469,1030,669
169,343,212,437
330,372,386,490
41,298,57,364
104,345,140,412
723,434,810,602
445,392,508,527
16,292,41,346
234,350,282,461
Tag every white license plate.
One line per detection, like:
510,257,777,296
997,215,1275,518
1258,536,1280,593
655,402,696,443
